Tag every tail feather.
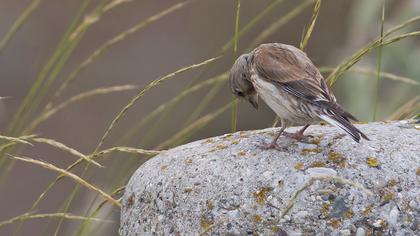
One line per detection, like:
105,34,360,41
319,111,369,143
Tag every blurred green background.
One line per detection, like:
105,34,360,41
0,0,418,235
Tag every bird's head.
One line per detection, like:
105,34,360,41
229,53,259,109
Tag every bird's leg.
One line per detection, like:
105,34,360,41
262,125,286,151
283,124,311,141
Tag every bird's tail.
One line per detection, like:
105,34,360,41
318,107,369,143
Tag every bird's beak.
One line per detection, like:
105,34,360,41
248,94,259,109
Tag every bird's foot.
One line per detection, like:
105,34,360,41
283,131,313,141
261,141,286,151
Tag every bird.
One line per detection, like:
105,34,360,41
229,43,369,150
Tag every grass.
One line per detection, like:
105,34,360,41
372,2,385,121
0,0,419,235
231,0,241,133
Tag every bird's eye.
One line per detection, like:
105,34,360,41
236,91,244,97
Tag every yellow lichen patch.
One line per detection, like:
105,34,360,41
330,219,341,229
215,144,227,150
222,134,233,141
362,206,373,216
416,167,420,176
344,209,354,219
160,164,169,171
200,217,214,229
231,140,240,145
382,192,395,202
184,187,193,193
238,151,246,156
184,159,193,165
239,131,249,138
301,147,323,155
203,138,215,144
127,194,135,208
253,187,273,204
310,135,323,145
206,200,214,210
380,219,388,228
294,162,304,171
310,160,326,168
328,134,346,147
328,151,347,167
387,179,398,187
252,214,262,223
366,157,380,167
319,121,327,126
321,203,331,216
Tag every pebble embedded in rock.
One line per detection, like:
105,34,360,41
306,167,337,177
293,211,309,224
408,200,418,210
330,197,348,218
389,207,399,227
355,227,366,236
339,229,351,236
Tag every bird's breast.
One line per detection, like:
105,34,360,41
251,76,318,124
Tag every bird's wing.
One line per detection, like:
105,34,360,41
252,43,335,103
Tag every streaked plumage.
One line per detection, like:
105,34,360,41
229,43,368,150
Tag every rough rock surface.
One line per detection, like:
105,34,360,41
120,120,419,235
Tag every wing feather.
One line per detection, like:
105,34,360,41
252,43,334,103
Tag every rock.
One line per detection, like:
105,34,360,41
339,229,351,236
409,200,418,210
355,227,366,236
330,197,348,218
388,207,399,227
120,120,420,235
306,167,337,177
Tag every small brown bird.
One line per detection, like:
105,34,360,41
229,43,369,150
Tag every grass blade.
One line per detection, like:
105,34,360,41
248,0,313,50
51,1,190,104
156,100,236,150
0,135,33,146
231,0,241,133
118,74,228,145
300,0,321,51
27,85,138,133
372,2,385,121
5,0,93,138
388,96,420,120
94,56,221,152
0,0,43,52
9,154,121,208
31,138,102,168
0,212,111,229
90,147,161,159
319,67,418,85
327,15,420,85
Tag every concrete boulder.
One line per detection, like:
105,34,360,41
120,120,419,235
